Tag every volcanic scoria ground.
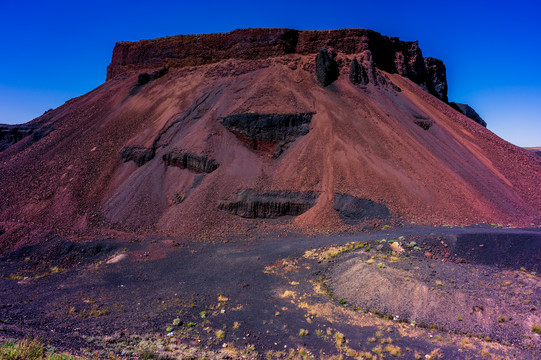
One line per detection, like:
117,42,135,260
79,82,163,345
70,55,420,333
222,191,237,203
0,28,540,359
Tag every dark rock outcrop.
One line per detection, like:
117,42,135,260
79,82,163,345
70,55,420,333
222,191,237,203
450,103,487,127
106,28,444,99
136,66,168,86
162,151,219,173
315,48,339,87
333,194,391,223
414,119,434,130
349,57,368,85
349,51,400,91
119,146,155,166
413,115,435,130
0,124,51,152
218,190,318,218
220,113,313,157
424,57,448,102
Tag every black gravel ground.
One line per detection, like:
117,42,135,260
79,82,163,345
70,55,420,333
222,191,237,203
0,225,540,359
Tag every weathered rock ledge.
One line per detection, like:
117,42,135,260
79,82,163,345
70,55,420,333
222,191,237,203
107,28,447,101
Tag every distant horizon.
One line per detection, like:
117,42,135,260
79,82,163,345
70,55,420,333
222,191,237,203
1,1,540,147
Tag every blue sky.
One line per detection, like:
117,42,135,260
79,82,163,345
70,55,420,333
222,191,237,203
1,1,540,146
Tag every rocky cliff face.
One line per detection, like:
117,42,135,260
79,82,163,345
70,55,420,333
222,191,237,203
0,123,52,152
450,102,487,127
107,28,447,101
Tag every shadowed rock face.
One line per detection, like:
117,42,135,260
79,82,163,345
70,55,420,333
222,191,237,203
315,48,339,87
424,57,448,102
349,52,401,92
136,66,168,86
218,190,318,218
450,102,487,127
349,57,368,85
119,146,155,166
220,113,313,157
0,124,51,152
333,194,391,223
162,151,219,173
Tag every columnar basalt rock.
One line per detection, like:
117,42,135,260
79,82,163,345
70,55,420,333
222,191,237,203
218,190,318,218
315,47,339,87
220,113,313,157
119,146,155,166
162,151,219,174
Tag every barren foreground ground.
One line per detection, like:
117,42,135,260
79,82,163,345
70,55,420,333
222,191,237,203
1,225,540,359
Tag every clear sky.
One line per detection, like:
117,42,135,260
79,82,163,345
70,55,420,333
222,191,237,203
1,1,540,147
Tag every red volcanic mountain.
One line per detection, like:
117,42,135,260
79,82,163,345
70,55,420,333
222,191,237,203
1,28,540,245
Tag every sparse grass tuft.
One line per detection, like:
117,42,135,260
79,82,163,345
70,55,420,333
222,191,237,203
298,329,309,337
334,331,345,346
0,338,83,360
384,344,401,357
532,324,541,334
427,348,443,359
215,329,225,340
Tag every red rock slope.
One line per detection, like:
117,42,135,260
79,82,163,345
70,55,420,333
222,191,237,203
0,29,540,241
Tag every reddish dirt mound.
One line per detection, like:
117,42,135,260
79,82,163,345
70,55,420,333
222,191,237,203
0,28,540,243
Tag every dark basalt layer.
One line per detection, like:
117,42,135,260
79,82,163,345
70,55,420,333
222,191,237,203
315,47,339,87
162,151,219,173
119,146,155,166
136,66,168,86
333,193,391,223
0,124,51,152
450,102,487,127
220,113,313,156
218,190,318,218
107,28,446,100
